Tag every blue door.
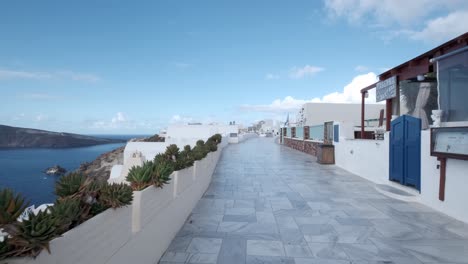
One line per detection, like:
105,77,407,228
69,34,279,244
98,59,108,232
389,115,421,190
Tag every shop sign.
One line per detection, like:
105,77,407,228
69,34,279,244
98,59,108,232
376,76,397,102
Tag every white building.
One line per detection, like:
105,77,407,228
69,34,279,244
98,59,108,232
109,123,242,183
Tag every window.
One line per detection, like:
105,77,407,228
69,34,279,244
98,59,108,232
438,49,468,123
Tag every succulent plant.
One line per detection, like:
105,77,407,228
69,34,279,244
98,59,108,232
0,188,30,226
196,140,205,147
49,198,81,233
208,134,222,144
5,210,60,257
152,161,174,188
100,183,133,208
126,162,153,191
89,201,109,216
206,141,218,152
192,145,207,161
0,236,12,260
55,173,86,199
165,144,180,162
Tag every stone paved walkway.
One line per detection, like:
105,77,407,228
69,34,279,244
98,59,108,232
160,137,468,264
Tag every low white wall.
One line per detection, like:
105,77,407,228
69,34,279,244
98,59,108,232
420,131,468,223
335,130,468,223
7,144,226,264
334,134,390,184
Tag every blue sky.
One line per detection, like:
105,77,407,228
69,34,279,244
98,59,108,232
1,0,467,134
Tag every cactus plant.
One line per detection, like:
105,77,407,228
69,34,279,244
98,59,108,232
151,161,173,188
165,144,180,162
206,141,218,152
0,236,12,260
5,210,60,257
0,189,29,226
49,198,81,233
126,162,153,191
55,173,86,199
208,134,222,144
100,183,133,208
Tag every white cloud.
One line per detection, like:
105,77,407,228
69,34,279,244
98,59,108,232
0,68,100,82
241,96,312,112
170,114,194,124
324,0,468,43
316,72,380,103
265,73,280,80
289,65,324,79
22,93,61,100
35,114,48,122
355,65,369,72
173,62,191,69
324,0,461,26
0,69,52,80
410,11,468,43
241,72,381,113
90,112,136,130
111,112,127,123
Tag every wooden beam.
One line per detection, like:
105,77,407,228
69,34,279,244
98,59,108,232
386,99,392,131
438,157,447,201
361,92,365,139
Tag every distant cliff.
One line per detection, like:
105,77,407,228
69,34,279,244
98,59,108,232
0,125,126,148
75,134,164,180
76,146,125,181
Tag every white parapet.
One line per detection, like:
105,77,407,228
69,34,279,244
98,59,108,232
8,146,225,264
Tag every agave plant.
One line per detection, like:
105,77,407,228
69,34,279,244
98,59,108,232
209,134,222,144
89,201,109,216
206,141,218,152
0,236,11,260
152,161,174,188
0,188,30,226
165,144,180,162
100,183,133,208
176,145,194,169
126,162,153,191
55,173,87,199
49,198,81,234
192,145,207,161
5,210,60,257
196,140,205,147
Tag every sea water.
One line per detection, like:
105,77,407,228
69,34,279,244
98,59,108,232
0,135,148,205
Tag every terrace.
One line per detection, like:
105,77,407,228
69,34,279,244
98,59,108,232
160,137,468,264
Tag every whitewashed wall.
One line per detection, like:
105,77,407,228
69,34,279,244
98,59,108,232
335,129,468,223
123,142,167,163
6,145,226,264
420,131,468,223
335,134,390,184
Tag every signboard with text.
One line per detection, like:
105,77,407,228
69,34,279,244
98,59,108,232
376,76,397,102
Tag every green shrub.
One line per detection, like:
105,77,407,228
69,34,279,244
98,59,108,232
49,198,81,234
209,134,222,144
89,202,109,216
152,161,174,188
177,145,194,169
206,141,218,152
196,140,205,147
5,210,60,257
126,162,153,191
0,189,29,227
0,236,11,260
165,144,180,162
55,173,87,199
100,183,133,208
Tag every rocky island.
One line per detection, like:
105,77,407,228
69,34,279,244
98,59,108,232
44,165,67,175
0,125,126,148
